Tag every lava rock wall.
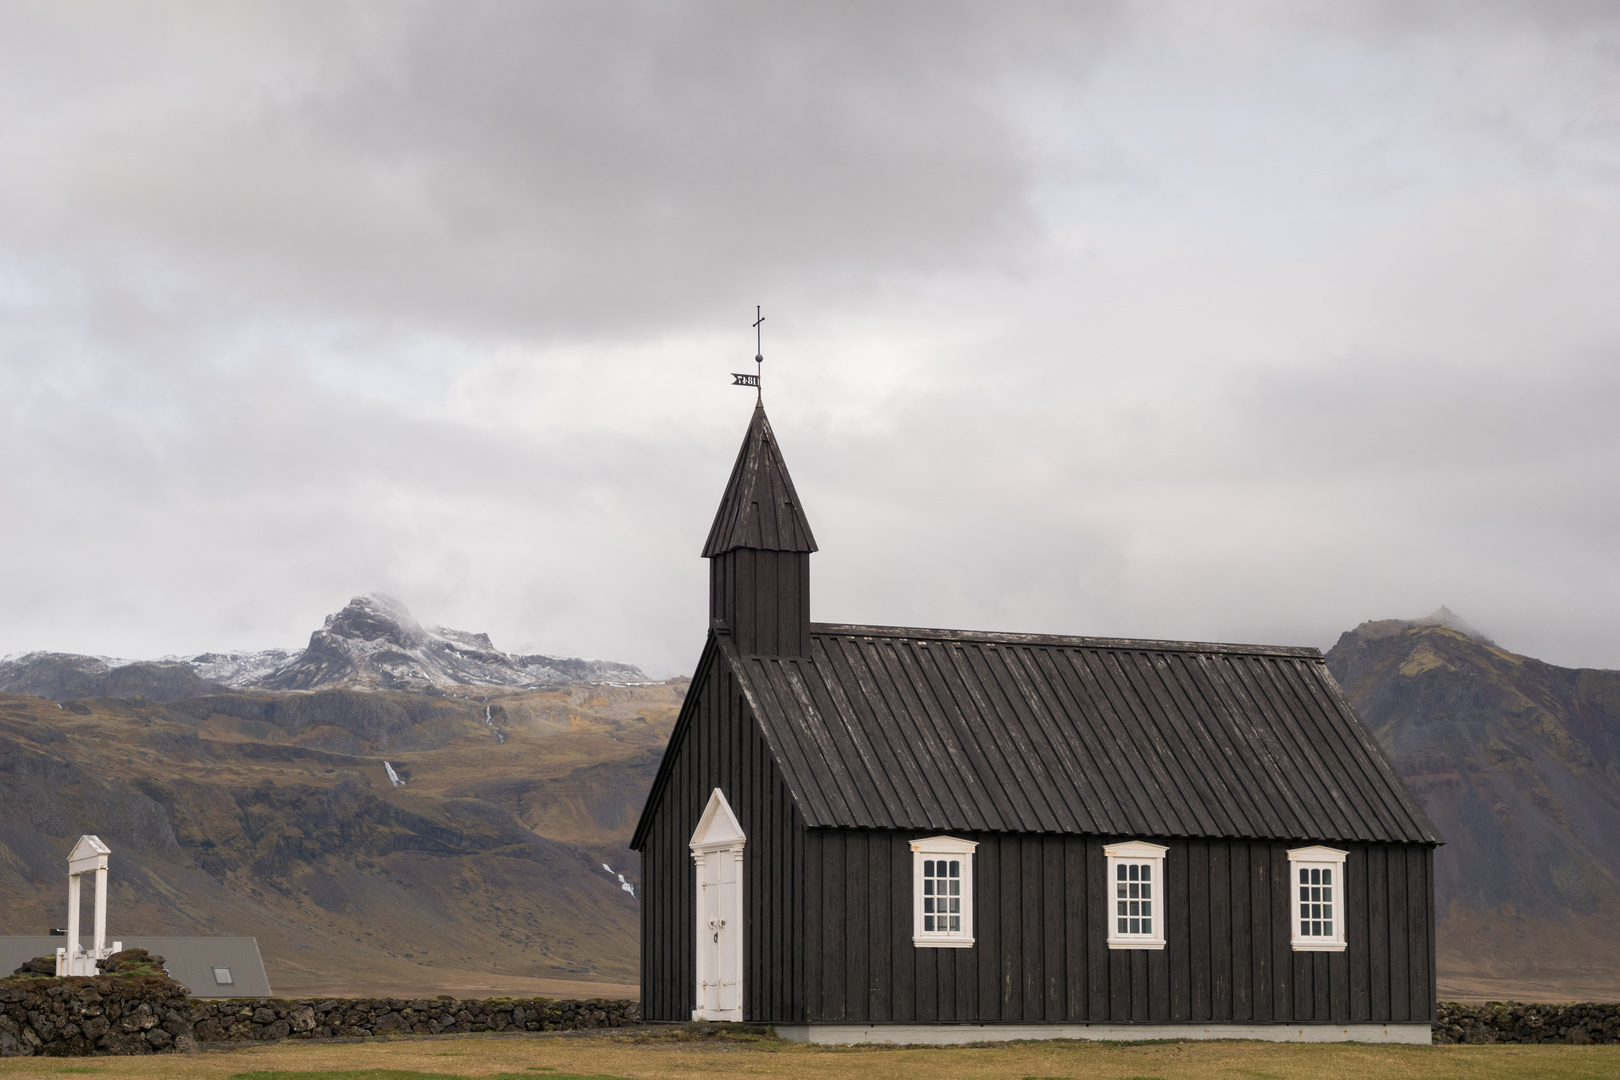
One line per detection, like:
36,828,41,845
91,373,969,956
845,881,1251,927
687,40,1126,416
0,974,638,1056
0,975,195,1056
188,995,640,1042
1434,1001,1620,1044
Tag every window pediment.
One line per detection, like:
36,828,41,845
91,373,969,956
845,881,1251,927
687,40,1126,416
1288,844,1347,862
1103,840,1168,860
910,835,978,855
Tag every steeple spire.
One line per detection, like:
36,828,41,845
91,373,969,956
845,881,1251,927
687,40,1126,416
704,405,816,656
703,405,817,558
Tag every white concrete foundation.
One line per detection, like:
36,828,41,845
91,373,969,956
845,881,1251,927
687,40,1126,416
772,1022,1433,1045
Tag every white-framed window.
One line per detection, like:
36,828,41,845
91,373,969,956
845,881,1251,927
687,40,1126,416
1105,841,1168,950
911,835,976,948
1288,845,1348,951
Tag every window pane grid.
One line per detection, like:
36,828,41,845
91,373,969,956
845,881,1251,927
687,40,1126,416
1113,861,1154,936
921,856,963,934
1296,864,1336,939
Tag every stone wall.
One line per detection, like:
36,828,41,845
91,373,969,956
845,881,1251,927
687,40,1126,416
189,994,639,1042
1,974,639,1057
1434,1001,1620,1045
18,982,1614,1054
1,974,195,1056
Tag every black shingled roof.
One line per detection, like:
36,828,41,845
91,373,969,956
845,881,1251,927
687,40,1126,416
709,623,1440,845
701,404,818,557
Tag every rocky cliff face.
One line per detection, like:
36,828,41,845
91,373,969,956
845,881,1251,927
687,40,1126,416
1326,613,1620,999
0,595,648,700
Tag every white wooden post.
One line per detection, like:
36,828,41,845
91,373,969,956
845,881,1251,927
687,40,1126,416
62,872,81,976
93,863,108,958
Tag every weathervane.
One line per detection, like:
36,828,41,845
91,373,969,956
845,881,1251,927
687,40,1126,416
731,306,764,403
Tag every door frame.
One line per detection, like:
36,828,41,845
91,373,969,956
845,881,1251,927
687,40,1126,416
689,787,745,1021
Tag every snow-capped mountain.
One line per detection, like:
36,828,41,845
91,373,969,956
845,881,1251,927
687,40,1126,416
0,594,648,700
253,594,648,691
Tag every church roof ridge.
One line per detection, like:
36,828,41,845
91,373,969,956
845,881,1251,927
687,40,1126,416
807,622,1324,659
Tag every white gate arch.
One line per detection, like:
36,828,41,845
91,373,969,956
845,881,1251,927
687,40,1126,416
57,835,121,976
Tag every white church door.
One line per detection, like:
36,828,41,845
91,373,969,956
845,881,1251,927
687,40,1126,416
690,788,745,1021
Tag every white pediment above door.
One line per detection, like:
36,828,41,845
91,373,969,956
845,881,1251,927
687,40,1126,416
690,788,746,853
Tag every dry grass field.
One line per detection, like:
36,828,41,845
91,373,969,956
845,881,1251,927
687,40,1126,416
0,1031,1616,1080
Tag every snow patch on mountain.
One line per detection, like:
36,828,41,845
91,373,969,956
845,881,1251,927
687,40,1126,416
179,648,300,686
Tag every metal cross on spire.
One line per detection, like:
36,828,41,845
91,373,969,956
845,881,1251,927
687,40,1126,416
731,305,764,403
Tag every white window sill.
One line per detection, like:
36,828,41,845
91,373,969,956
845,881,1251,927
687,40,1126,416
913,936,975,949
1291,941,1347,952
1106,940,1166,950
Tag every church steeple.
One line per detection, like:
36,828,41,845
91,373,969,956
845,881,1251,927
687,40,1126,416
704,404,816,656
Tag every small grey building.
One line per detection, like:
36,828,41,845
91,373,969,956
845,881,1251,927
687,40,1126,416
1,936,271,998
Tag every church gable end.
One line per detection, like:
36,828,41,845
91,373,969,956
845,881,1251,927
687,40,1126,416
632,634,810,1023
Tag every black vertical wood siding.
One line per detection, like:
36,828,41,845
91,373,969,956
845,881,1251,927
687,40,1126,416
638,639,809,1021
709,549,811,657
787,833,1434,1025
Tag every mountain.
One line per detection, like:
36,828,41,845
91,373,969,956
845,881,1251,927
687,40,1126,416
0,654,225,704
0,677,683,998
254,595,648,692
0,595,648,700
1327,611,1620,1002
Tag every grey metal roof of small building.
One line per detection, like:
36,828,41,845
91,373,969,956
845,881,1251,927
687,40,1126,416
711,623,1440,845
701,404,818,557
0,936,271,998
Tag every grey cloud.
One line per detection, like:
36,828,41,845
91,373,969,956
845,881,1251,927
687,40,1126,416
1,1,1618,678
1,2,1124,339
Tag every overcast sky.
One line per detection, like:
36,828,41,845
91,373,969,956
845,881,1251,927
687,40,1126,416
2,1,1617,677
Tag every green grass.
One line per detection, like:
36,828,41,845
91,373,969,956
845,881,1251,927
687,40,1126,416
0,1035,1608,1080
230,1072,633,1080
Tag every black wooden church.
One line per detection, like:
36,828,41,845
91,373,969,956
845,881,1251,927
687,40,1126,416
630,405,1441,1044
